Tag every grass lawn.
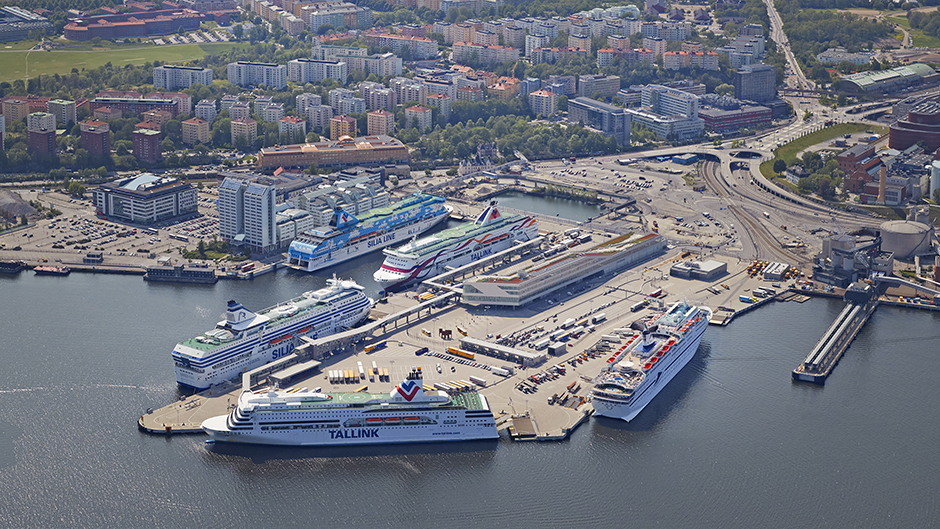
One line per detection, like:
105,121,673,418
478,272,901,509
0,41,246,78
773,122,887,165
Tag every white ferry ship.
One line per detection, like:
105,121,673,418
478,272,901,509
173,279,373,390
201,370,499,446
287,193,450,273
373,205,538,290
591,301,712,422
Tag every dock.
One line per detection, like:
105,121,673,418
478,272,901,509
792,282,879,384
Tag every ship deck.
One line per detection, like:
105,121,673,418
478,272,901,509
392,215,520,258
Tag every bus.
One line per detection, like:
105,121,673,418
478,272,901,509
143,228,158,235
650,288,663,298
169,233,189,242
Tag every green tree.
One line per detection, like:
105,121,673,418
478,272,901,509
773,159,787,173
20,214,28,226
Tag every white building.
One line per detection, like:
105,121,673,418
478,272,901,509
153,65,213,90
93,173,197,225
218,177,278,254
306,105,334,130
528,90,557,117
226,61,287,89
296,93,322,115
194,99,217,121
287,58,348,84
27,112,56,131
260,102,285,122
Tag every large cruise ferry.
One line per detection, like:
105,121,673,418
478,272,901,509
591,301,712,422
287,193,450,273
201,370,499,446
373,205,538,290
173,279,373,390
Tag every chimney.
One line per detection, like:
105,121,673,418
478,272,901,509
877,163,887,204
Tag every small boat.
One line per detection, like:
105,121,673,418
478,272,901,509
34,266,71,276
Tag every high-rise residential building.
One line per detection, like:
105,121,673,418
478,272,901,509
329,114,357,140
528,90,558,117
220,95,239,111
367,109,395,136
182,117,210,145
287,58,347,84
218,177,277,254
329,88,355,111
278,116,307,142
0,115,5,150
2,98,29,122
231,117,258,147
260,102,285,122
226,61,288,89
296,93,322,115
734,63,777,103
153,65,213,90
194,99,217,121
338,98,366,115
229,101,250,121
46,99,76,126
253,95,274,114
525,34,548,57
307,105,333,130
27,112,56,132
132,129,162,164
389,77,427,106
405,105,433,132
27,128,56,156
426,93,451,121
568,97,632,145
80,120,110,156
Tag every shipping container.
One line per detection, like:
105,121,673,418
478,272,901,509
592,313,607,324
469,376,487,386
534,338,551,350
739,295,755,303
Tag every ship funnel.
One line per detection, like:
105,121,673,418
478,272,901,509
226,300,257,324
391,371,426,402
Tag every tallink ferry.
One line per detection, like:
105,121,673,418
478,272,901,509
591,301,712,421
173,279,373,390
287,193,450,273
201,369,498,446
373,204,538,290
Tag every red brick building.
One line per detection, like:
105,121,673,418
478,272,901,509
80,120,110,157
27,128,56,156
132,129,162,164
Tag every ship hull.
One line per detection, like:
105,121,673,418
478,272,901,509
374,218,538,290
202,409,498,446
174,295,373,390
592,321,707,422
288,208,450,274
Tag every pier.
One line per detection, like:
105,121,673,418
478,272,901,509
792,282,879,384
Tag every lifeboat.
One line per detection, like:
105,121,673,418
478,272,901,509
650,357,658,363
298,327,311,333
385,417,401,425
643,363,652,370
403,417,420,424
366,417,383,424
269,338,281,345
282,334,293,340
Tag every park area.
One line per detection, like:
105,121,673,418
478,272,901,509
0,41,245,78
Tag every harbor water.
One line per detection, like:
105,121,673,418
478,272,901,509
487,191,602,221
2,271,940,525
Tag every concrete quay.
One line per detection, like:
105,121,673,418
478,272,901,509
138,238,812,440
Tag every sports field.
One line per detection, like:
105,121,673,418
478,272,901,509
0,42,246,78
